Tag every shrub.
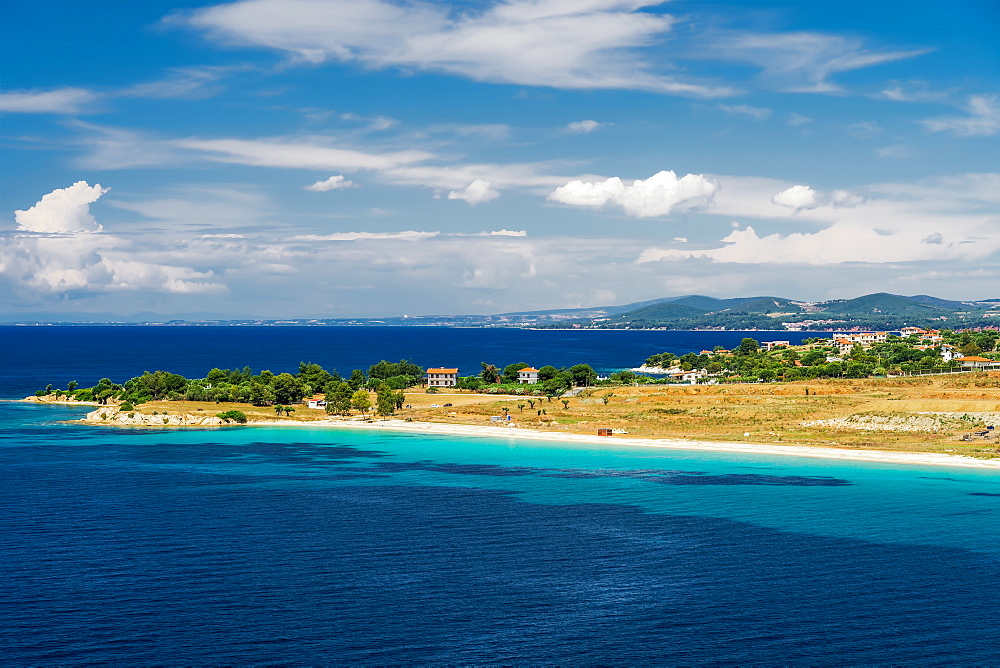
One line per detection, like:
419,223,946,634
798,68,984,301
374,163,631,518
216,410,248,424
119,402,134,411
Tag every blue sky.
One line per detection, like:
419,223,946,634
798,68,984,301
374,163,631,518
2,0,998,319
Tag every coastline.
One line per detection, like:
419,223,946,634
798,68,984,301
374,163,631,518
238,416,1000,470
19,396,1000,470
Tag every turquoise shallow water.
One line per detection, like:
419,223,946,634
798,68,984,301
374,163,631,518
4,401,1000,663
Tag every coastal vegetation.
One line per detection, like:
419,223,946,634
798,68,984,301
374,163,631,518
635,330,999,384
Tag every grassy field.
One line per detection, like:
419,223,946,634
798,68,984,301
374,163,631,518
133,372,1000,458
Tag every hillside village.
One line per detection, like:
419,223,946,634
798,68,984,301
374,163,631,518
627,327,1000,385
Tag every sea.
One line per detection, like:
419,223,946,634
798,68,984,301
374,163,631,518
2,326,999,665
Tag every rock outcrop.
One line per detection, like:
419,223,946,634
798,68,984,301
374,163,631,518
83,407,226,427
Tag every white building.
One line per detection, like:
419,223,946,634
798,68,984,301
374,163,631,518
517,367,540,384
957,356,1000,370
426,367,459,387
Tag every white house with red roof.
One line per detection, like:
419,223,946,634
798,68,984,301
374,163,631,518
426,367,459,387
517,367,540,384
957,356,1000,370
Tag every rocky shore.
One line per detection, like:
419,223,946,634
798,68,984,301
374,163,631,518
83,406,227,427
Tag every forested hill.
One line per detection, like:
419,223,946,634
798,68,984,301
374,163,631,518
6,292,998,330
534,292,1000,331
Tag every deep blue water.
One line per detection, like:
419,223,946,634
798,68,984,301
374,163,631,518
2,327,999,664
0,325,826,397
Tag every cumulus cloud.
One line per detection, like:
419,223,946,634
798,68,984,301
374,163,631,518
771,185,821,211
922,94,1000,137
769,185,864,212
565,120,602,133
448,179,500,205
2,182,225,297
638,172,1000,266
181,0,732,97
305,175,356,191
718,104,771,120
0,87,98,113
15,181,109,233
548,170,717,217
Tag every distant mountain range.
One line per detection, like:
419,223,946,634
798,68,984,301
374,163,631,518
4,292,999,330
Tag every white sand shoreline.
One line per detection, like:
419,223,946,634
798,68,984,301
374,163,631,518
243,417,1000,470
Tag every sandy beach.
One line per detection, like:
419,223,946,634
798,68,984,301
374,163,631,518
243,415,1000,470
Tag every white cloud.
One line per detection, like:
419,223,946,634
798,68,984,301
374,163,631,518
638,223,985,265
548,170,717,217
639,172,1000,266
922,94,1000,137
14,181,109,233
448,179,500,205
487,229,526,236
121,66,235,99
181,0,732,97
848,120,882,138
788,113,812,126
0,87,99,114
178,137,433,170
829,190,864,208
565,119,602,133
876,145,911,159
708,31,929,93
292,231,440,242
2,183,225,296
305,175,356,191
771,185,820,211
880,81,947,103
718,104,771,120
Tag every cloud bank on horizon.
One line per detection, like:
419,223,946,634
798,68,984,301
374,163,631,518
1,0,998,318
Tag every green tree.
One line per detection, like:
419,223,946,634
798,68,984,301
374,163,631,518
205,368,228,385
481,362,502,384
325,381,354,414
561,399,569,409
502,362,529,383
537,365,560,382
602,392,614,405
272,373,305,405
298,362,336,390
569,363,597,387
250,381,275,406
67,380,78,392
376,384,397,416
737,338,761,355
456,375,484,391
347,369,367,391
352,389,372,416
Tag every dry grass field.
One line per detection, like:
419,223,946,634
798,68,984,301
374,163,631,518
131,372,1000,458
